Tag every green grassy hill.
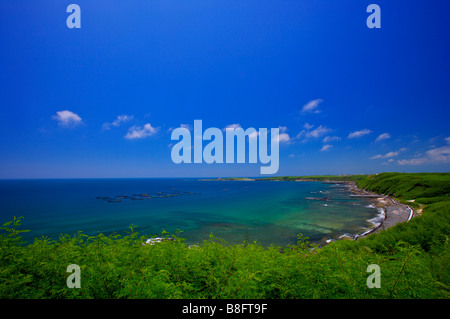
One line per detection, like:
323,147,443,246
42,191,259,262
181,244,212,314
357,172,450,205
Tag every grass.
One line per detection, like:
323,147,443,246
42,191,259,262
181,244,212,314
0,173,448,299
357,172,450,206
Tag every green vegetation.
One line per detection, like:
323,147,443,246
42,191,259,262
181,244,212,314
1,173,449,299
254,175,367,182
357,172,450,207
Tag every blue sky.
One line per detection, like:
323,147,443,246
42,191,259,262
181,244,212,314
0,0,449,178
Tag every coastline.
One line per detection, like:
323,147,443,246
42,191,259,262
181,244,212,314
330,180,414,241
220,177,416,244
220,177,416,243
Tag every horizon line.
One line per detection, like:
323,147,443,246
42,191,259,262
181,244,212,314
0,171,448,181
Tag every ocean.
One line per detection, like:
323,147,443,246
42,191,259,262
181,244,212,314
0,178,382,246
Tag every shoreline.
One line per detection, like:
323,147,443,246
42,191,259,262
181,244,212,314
220,178,416,244
325,180,414,242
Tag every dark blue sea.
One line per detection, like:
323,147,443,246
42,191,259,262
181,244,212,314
0,179,382,246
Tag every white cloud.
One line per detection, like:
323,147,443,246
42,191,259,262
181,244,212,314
370,148,407,160
348,129,372,139
375,133,391,142
103,114,133,130
301,99,323,114
397,157,428,165
306,125,331,138
223,124,242,131
273,133,290,144
323,136,341,143
279,133,290,143
445,136,450,144
52,110,82,127
320,144,333,152
221,124,264,140
279,126,288,133
124,123,158,140
397,146,450,165
180,124,193,131
426,145,450,163
168,124,192,132
370,151,400,159
296,130,306,139
248,130,259,140
295,124,332,143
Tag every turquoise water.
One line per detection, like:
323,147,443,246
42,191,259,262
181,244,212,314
0,179,381,246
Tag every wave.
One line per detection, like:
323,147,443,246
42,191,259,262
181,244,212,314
367,207,386,228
